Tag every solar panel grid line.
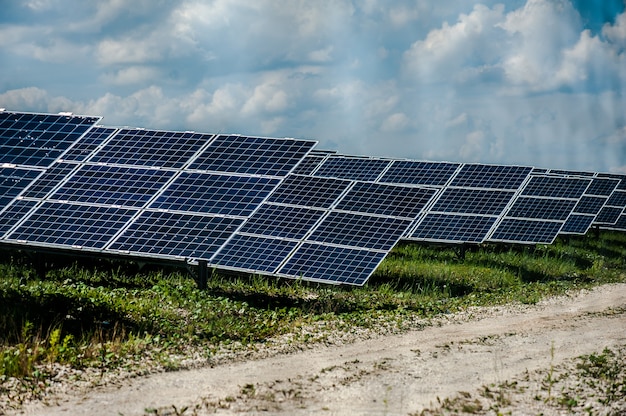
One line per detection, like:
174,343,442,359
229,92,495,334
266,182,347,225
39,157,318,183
487,217,565,244
312,156,393,181
406,212,500,244
291,154,328,176
560,213,596,235
378,160,462,187
0,199,40,238
520,175,592,199
59,126,119,163
0,167,45,210
448,163,533,190
596,173,626,190
601,212,626,230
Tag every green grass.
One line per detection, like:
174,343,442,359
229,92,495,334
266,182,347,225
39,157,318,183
1,232,626,388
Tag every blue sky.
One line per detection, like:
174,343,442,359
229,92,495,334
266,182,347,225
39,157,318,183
1,0,625,173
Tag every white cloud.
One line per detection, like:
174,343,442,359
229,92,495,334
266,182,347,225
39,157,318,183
380,112,409,132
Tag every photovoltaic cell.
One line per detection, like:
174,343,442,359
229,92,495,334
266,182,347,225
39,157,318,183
561,214,595,234
90,128,211,168
0,111,99,167
110,211,243,258
449,164,532,189
278,243,387,285
239,204,325,239
410,214,497,243
49,165,175,208
0,199,38,236
7,202,137,248
334,182,437,218
0,168,41,207
307,212,412,250
212,235,299,273
379,160,460,186
19,163,78,199
429,188,515,215
521,176,590,199
505,197,576,221
550,169,594,177
150,172,280,216
189,135,316,176
266,175,352,208
489,219,563,244
314,157,391,181
62,126,116,162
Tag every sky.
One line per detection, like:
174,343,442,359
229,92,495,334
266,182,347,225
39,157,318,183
1,0,625,173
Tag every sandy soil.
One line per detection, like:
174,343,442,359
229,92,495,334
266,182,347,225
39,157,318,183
12,283,626,416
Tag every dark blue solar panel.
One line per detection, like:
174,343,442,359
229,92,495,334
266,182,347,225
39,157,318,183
90,128,210,168
489,219,563,244
561,214,595,234
379,161,460,186
610,214,626,230
586,178,619,196
0,111,99,167
62,126,116,162
430,188,515,215
189,135,316,176
150,172,279,216
307,212,412,250
410,214,497,243
506,197,576,221
278,243,387,285
239,204,325,239
314,157,391,181
0,199,38,237
595,206,623,224
291,155,326,175
574,196,607,215
335,183,437,218
521,176,590,198
0,168,41,207
50,165,175,208
19,163,78,199
597,173,626,190
212,235,298,273
606,190,626,208
109,211,242,258
267,175,351,208
549,169,594,177
450,164,532,189
7,202,136,248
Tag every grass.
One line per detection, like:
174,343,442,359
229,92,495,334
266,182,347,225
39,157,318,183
1,231,626,398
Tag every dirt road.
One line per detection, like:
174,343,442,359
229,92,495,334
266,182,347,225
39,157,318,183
17,283,626,415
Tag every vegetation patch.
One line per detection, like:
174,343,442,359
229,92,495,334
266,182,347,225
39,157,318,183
1,232,626,412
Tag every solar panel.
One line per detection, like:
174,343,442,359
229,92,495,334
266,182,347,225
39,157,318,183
379,160,460,186
49,165,175,208
6,202,137,249
573,196,608,215
489,218,563,244
605,190,626,207
109,212,243,258
19,162,79,199
0,111,99,167
409,214,498,243
212,235,299,273
238,204,326,239
596,206,624,225
0,167,42,207
334,182,437,218
449,164,532,189
0,199,38,237
188,135,316,176
428,188,515,216
277,243,387,285
521,176,590,199
505,197,577,221
149,172,280,217
607,213,626,230
597,173,626,190
307,212,412,250
291,155,326,175
561,214,595,234
62,126,117,162
90,128,211,168
313,156,391,181
266,175,352,208
586,177,620,196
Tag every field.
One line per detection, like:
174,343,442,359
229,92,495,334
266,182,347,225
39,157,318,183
1,231,626,414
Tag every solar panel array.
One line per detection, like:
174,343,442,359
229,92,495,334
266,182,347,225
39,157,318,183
1,110,625,286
